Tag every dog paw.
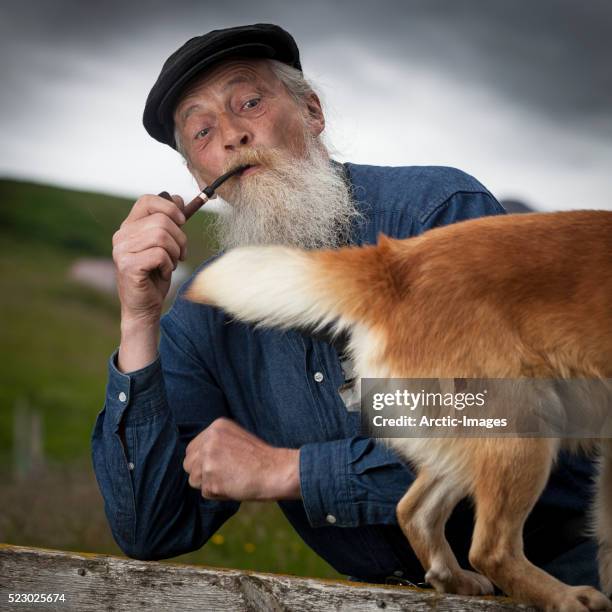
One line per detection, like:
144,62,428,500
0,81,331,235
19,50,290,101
454,569,495,596
425,566,494,596
549,585,612,612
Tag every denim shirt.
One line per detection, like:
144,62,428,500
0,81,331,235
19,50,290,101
91,162,595,582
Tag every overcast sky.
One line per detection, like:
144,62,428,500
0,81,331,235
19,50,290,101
1,0,611,212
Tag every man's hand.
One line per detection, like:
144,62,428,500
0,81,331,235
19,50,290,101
113,193,187,324
183,418,301,501
112,193,187,373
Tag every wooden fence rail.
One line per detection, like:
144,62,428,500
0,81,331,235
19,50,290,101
0,543,531,611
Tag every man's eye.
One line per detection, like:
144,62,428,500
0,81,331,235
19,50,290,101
243,98,261,110
195,127,210,140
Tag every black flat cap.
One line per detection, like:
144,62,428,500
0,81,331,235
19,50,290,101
143,23,302,149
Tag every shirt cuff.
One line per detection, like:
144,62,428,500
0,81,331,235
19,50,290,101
105,349,168,429
299,437,415,529
299,438,358,528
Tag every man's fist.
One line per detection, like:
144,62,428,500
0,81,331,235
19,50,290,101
183,418,301,501
112,193,187,325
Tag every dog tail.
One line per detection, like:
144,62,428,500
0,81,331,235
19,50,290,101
184,235,408,335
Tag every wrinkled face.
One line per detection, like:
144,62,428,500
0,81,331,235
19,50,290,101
172,58,325,192
171,58,359,251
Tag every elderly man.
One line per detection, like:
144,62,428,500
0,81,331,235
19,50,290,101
92,24,597,588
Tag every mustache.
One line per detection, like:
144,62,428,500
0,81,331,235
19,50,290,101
221,146,288,175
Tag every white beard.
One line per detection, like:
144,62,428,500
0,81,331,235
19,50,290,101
210,139,362,250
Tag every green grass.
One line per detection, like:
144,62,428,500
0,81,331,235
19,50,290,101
0,178,342,580
0,463,339,578
0,178,218,462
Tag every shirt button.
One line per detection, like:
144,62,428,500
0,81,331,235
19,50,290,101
118,391,127,402
127,462,135,471
313,371,324,383
325,514,336,524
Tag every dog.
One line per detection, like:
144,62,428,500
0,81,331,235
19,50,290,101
186,210,612,611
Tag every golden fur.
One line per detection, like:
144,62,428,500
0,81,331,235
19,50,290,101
186,210,612,611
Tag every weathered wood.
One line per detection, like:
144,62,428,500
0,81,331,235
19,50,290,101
0,543,532,611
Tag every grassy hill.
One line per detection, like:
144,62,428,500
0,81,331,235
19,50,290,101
0,178,219,461
0,178,341,579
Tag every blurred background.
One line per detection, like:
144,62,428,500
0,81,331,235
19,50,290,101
1,0,610,580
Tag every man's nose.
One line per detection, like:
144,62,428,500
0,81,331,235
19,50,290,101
220,114,252,150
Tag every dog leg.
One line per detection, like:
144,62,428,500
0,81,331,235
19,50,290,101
595,441,612,597
397,468,494,595
469,438,611,611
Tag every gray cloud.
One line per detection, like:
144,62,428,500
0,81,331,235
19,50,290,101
1,0,610,210
4,0,611,125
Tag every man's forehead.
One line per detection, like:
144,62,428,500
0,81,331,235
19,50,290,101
174,59,277,121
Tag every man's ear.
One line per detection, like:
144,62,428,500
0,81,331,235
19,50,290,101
304,92,325,137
